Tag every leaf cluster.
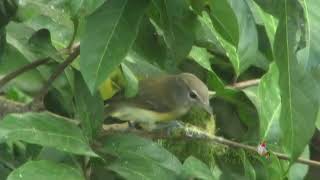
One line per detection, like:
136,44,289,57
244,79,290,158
0,0,320,179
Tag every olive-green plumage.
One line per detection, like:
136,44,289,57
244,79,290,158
104,73,211,130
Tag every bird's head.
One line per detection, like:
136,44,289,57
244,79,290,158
177,73,212,115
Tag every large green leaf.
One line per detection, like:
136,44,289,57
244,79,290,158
100,134,182,179
15,0,74,48
121,63,139,97
228,0,259,74
0,112,97,156
0,44,44,92
240,150,256,180
188,46,225,91
181,156,215,180
274,0,319,160
7,160,85,180
207,0,239,46
74,72,104,140
6,23,74,112
247,0,278,50
149,0,197,69
258,63,281,143
80,0,149,93
0,0,18,27
130,16,168,67
288,147,309,180
206,0,259,76
299,0,320,69
124,52,165,79
193,14,225,54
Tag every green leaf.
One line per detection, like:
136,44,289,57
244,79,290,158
7,160,85,180
274,1,319,160
27,29,63,61
188,46,225,91
299,0,320,69
15,0,74,48
248,0,278,49
258,63,281,143
316,108,320,130
288,147,309,180
150,0,197,68
100,134,182,179
0,112,97,157
228,0,258,73
0,0,18,27
258,153,286,180
193,13,225,53
240,150,256,180
253,0,282,17
207,0,239,46
181,156,215,180
189,46,213,72
0,28,5,60
80,0,149,93
121,63,139,97
0,44,44,92
74,72,104,140
124,52,165,79
6,23,74,112
130,16,168,67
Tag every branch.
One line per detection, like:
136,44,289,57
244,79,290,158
209,78,261,98
229,79,261,89
0,58,50,89
0,96,28,119
30,44,80,107
101,123,320,168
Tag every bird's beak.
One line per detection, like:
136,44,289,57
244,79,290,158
201,103,213,115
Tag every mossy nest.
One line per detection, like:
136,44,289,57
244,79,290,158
160,107,260,167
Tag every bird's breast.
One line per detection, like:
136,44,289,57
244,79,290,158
110,106,189,123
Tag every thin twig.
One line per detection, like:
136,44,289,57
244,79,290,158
30,45,80,106
229,79,261,89
209,78,261,98
0,58,50,89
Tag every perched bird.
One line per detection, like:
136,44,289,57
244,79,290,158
104,73,212,130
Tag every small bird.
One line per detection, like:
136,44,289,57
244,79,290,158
104,73,212,130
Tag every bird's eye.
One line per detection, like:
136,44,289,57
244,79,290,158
189,91,198,99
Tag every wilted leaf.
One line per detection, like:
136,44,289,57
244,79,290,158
7,160,85,180
0,112,97,156
80,0,150,93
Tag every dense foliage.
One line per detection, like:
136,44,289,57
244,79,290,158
1,0,320,179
